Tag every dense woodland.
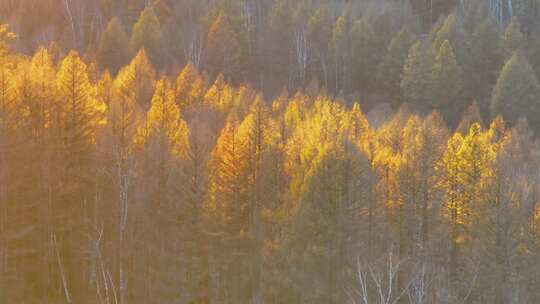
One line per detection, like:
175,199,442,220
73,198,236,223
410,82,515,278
2,0,540,304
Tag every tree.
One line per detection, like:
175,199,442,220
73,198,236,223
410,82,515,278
491,52,540,128
432,40,463,126
174,62,205,111
284,146,369,304
97,17,130,75
377,27,417,107
501,18,526,60
54,50,106,303
206,12,242,82
0,24,15,62
134,77,189,304
350,17,380,100
470,18,503,112
116,49,156,109
437,123,496,281
401,40,435,114
331,13,351,95
205,113,251,303
131,6,163,67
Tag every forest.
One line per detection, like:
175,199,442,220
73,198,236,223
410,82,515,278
1,0,540,303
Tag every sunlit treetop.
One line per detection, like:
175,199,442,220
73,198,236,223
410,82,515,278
115,48,156,109
137,77,189,159
175,62,205,111
0,24,16,62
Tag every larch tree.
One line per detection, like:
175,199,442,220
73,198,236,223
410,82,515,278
0,24,15,63
54,50,106,303
437,123,496,281
284,144,369,304
134,77,189,304
115,49,156,110
236,97,279,304
203,74,235,136
205,113,250,303
28,47,56,142
174,62,205,111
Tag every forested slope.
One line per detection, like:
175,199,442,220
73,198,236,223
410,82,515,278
1,1,540,304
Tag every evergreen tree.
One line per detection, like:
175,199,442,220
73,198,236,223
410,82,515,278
501,18,526,60
470,18,503,112
97,17,130,75
377,27,417,107
206,12,242,82
131,6,163,67
350,18,380,100
433,40,463,126
401,40,435,114
491,52,540,128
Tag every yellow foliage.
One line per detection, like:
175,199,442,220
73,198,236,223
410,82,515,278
137,78,189,158
175,62,205,110
437,123,497,228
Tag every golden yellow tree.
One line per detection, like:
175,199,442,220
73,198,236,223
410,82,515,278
437,122,496,278
206,113,250,303
116,49,156,109
174,62,205,111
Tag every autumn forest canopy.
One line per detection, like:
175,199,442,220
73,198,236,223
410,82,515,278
2,0,540,304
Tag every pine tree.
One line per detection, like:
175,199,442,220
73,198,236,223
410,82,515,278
432,40,463,126
351,18,380,99
97,17,130,75
470,18,503,112
331,13,351,94
501,18,526,60
401,40,435,114
377,27,417,106
131,6,163,67
491,52,540,128
206,12,242,82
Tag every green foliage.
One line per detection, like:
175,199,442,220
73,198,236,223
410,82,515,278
130,6,162,67
501,18,526,60
97,17,130,74
377,27,417,106
433,40,463,125
491,52,540,128
206,12,242,82
401,40,435,114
